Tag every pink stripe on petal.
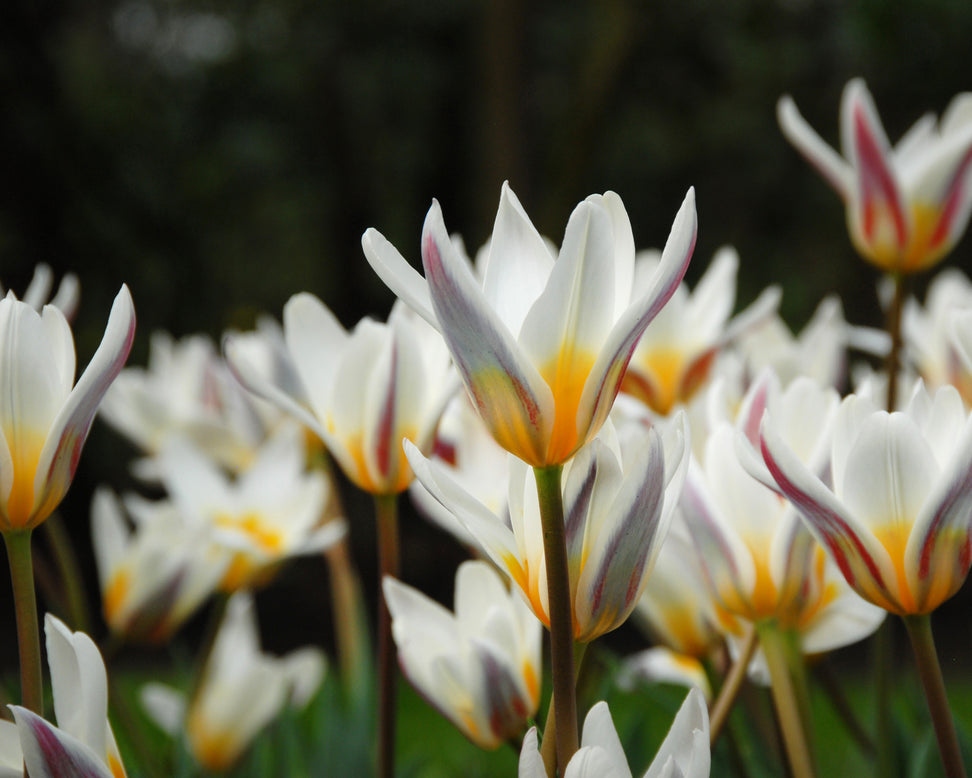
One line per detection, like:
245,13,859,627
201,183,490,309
11,707,114,778
928,145,972,250
760,429,896,608
853,104,907,249
582,190,696,437
422,211,550,463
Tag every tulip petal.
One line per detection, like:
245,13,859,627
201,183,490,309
223,333,327,441
843,80,908,252
643,688,711,778
777,96,853,198
518,728,545,778
422,200,553,464
760,416,900,611
577,702,629,774
404,440,521,575
45,615,109,755
10,707,113,778
32,286,135,527
580,189,696,444
361,228,438,328
907,412,972,611
482,183,555,338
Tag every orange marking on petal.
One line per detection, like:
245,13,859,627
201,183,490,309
627,347,686,416
4,429,46,529
538,350,597,465
109,753,127,778
872,522,918,614
522,659,540,707
104,569,132,624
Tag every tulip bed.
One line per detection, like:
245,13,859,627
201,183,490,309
2,78,972,778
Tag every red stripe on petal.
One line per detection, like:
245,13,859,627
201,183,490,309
854,104,907,249
760,435,889,595
929,145,972,250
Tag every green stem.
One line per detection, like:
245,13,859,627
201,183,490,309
757,621,816,778
902,614,968,778
709,624,758,745
540,642,587,776
883,271,905,413
533,464,577,775
41,512,93,633
3,530,43,715
325,538,370,703
374,494,400,778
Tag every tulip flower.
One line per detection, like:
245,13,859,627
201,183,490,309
405,412,689,643
901,268,972,403
759,380,972,616
363,182,696,467
91,488,229,642
518,688,710,778
153,424,346,592
0,286,135,531
778,78,972,273
383,560,542,749
683,373,884,646
632,518,735,671
225,296,454,495
0,615,127,778
101,329,278,477
623,246,779,416
142,592,325,773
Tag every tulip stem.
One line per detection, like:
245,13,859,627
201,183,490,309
325,538,370,702
757,621,816,778
533,464,578,775
883,271,905,413
540,641,587,775
3,529,43,715
902,613,968,778
374,494,400,778
709,623,758,745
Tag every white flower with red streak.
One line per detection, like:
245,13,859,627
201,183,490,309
779,78,972,272
0,286,134,531
760,379,972,615
383,560,542,749
226,297,455,495
405,412,689,643
0,615,127,778
363,182,696,466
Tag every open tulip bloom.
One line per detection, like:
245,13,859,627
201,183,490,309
91,487,230,643
405,412,689,643
142,592,326,773
779,78,972,273
383,560,542,749
0,286,135,532
225,295,454,495
363,183,696,467
758,379,972,617
683,372,884,646
0,615,127,778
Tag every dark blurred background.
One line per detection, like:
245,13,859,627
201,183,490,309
1,0,971,667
